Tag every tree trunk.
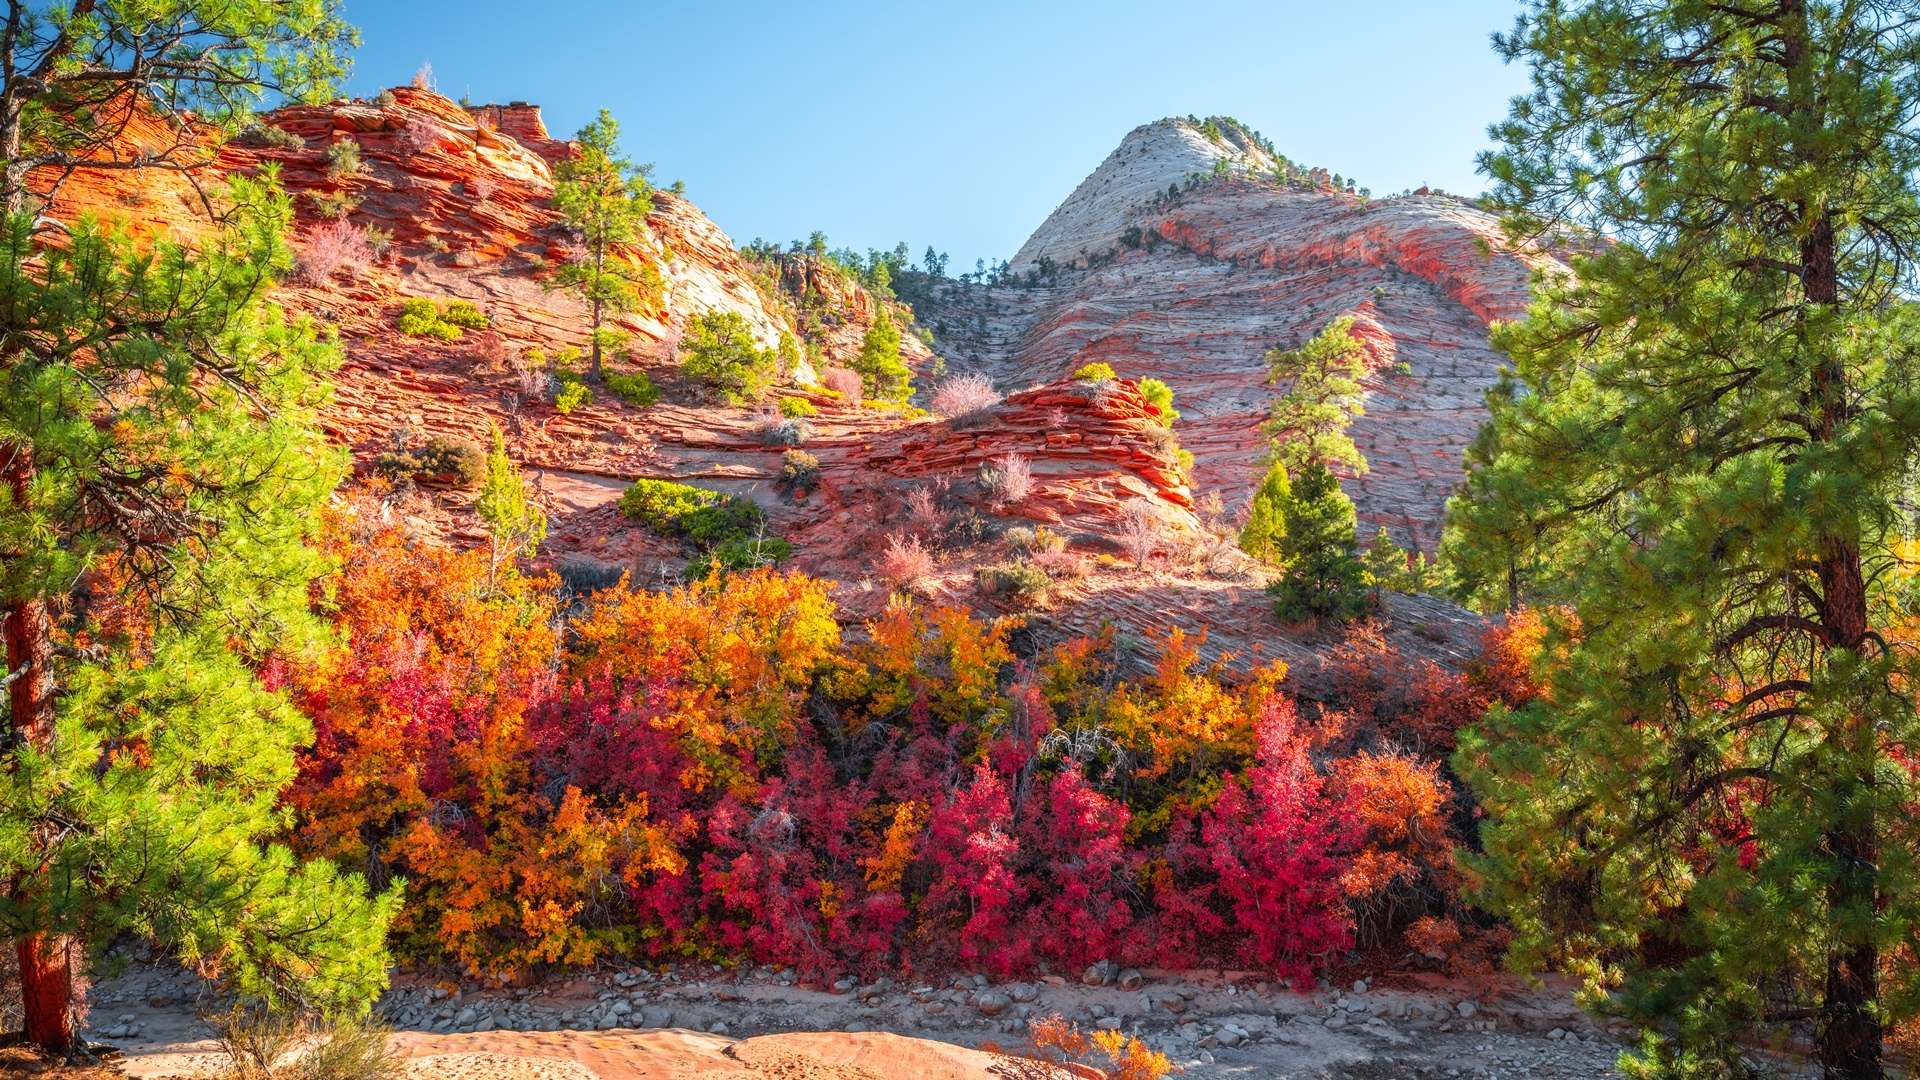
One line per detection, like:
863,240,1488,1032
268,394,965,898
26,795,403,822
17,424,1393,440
16,934,72,1053
3,444,69,1054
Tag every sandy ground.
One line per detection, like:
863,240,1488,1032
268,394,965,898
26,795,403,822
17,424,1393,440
60,962,1666,1080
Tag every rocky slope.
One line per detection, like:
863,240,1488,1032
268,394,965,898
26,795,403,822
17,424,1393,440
39,98,1541,674
920,116,1551,552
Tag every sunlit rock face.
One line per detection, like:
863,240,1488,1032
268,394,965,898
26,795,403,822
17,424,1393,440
923,117,1552,551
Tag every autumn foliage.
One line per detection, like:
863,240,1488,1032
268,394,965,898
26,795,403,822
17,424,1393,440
286,518,1542,983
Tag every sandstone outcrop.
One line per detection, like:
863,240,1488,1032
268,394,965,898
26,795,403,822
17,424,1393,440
925,116,1554,552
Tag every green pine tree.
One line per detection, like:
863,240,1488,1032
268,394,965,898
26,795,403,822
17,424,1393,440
855,307,912,403
678,310,777,405
0,0,356,214
1267,463,1368,622
1239,460,1291,564
550,109,658,382
1447,5,1920,1077
0,175,398,1053
474,424,547,587
1262,315,1369,476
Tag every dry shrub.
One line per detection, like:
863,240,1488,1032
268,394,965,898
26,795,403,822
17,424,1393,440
878,532,935,590
1116,501,1163,569
468,330,510,374
1046,406,1070,430
977,453,1033,509
905,481,950,539
1032,546,1090,580
296,219,375,285
411,63,433,90
930,372,1002,428
821,366,863,405
751,405,812,446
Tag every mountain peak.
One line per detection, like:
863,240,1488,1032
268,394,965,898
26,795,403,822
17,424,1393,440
1011,116,1281,269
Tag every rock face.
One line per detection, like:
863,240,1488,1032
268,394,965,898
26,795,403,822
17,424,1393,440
920,118,1553,552
38,95,1532,672
1012,117,1280,269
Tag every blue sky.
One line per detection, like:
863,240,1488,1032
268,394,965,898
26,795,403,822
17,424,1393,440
339,1,1533,270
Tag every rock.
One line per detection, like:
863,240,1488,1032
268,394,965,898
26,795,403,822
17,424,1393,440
973,991,1012,1017
453,1006,477,1026
1354,980,1369,993
1096,1016,1122,1030
708,1022,729,1035
1010,983,1039,1003
1197,1050,1215,1065
1458,1000,1479,1018
1347,998,1368,1012
640,1006,673,1028
1549,1027,1565,1040
1159,996,1186,1014
1082,960,1116,986
1116,968,1143,991
831,977,855,994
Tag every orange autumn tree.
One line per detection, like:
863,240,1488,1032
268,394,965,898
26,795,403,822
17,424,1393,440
288,519,678,975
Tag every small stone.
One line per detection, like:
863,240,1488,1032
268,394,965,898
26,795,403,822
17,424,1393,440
1097,1016,1122,1030
1218,1029,1245,1047
1010,983,1039,1003
453,1007,477,1026
1458,1000,1478,1018
1354,980,1369,993
831,978,855,994
708,1021,729,1035
640,1006,673,1028
846,1021,868,1033
1549,1028,1565,1040
1116,968,1144,991
974,991,1013,1017
1197,1050,1215,1065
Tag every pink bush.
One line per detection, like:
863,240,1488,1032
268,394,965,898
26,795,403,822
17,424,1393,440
905,482,949,539
930,372,1002,427
296,218,375,285
821,367,863,406
877,532,935,589
979,453,1033,509
403,115,441,154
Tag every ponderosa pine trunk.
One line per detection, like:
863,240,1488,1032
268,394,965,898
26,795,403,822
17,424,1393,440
3,444,72,1054
1801,197,1882,1078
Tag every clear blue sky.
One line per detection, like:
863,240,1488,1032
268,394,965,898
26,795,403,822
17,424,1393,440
339,1,1533,270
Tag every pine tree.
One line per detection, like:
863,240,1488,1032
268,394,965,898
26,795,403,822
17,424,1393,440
1447,5,1920,1076
1267,463,1368,622
0,175,397,1054
475,424,547,587
1239,460,1291,563
551,109,659,382
0,0,356,214
855,307,912,403
1262,315,1369,476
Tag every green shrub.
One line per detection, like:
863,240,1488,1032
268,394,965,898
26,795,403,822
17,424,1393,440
619,478,768,549
686,535,793,579
776,450,821,492
369,436,485,488
441,299,490,328
396,297,485,341
1138,377,1180,423
606,370,661,407
974,563,1051,604
679,310,776,405
1074,362,1117,382
779,396,817,418
415,436,486,487
325,138,362,178
554,380,591,414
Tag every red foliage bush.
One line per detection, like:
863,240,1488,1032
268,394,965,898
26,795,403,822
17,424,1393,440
287,520,1514,983
297,218,375,285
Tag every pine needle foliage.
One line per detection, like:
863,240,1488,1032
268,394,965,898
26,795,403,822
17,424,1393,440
0,173,398,1051
1445,4,1920,1077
